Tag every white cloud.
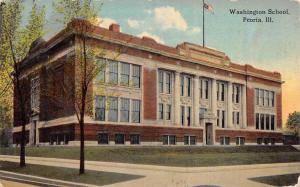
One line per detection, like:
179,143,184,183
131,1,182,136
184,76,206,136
99,18,117,29
138,31,165,44
291,0,300,3
154,6,187,31
127,19,141,29
144,9,153,14
190,27,201,33
229,0,239,2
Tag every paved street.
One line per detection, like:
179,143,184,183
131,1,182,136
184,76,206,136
0,155,299,187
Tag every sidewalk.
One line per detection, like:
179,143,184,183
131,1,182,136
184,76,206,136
0,155,299,187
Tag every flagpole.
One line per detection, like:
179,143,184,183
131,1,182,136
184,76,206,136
202,0,205,47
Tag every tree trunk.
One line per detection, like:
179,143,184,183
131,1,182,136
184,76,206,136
79,33,87,175
16,71,26,168
79,118,85,174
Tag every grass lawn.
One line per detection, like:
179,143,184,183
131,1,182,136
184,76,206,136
0,161,143,186
250,173,299,186
0,145,299,167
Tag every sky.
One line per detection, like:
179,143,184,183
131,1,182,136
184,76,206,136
20,0,300,126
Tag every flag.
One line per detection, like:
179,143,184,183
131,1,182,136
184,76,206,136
204,3,214,13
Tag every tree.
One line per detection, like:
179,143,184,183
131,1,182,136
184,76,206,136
53,0,126,175
287,111,300,136
0,0,45,167
53,0,101,175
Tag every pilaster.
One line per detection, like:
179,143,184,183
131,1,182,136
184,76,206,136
193,76,200,126
227,82,233,128
174,71,181,125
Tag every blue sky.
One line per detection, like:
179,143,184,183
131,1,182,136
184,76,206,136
21,0,300,123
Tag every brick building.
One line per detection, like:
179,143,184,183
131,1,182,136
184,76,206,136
13,19,283,146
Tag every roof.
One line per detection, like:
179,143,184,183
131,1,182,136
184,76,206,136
22,19,282,83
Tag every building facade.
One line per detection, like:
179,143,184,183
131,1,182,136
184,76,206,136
13,19,283,146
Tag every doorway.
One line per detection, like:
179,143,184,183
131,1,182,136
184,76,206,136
205,123,213,145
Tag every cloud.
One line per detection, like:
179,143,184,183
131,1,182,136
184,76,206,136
138,31,165,44
229,0,239,2
99,18,117,29
144,9,153,14
291,0,300,3
127,19,141,29
190,27,201,33
153,6,187,31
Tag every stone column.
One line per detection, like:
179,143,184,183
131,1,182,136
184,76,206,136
193,76,200,126
174,71,181,125
211,79,217,119
242,84,247,128
227,82,233,128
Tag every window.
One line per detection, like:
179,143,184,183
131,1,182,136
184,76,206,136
166,72,171,94
264,138,269,145
199,108,207,120
200,79,203,98
256,113,260,129
180,75,184,96
169,135,176,145
184,135,196,145
108,61,118,84
259,89,264,106
120,98,130,122
256,89,275,107
187,107,191,126
217,83,220,101
181,106,185,126
159,103,164,120
266,114,270,130
264,90,268,106
95,96,105,121
190,136,196,145
270,138,275,145
108,97,118,122
162,135,176,145
257,138,263,145
271,91,275,107
221,84,225,101
130,134,140,145
115,134,124,144
96,59,106,82
235,85,240,103
97,133,108,144
271,115,275,130
236,137,245,145
162,135,168,145
217,110,220,127
200,79,209,99
31,77,40,110
132,65,140,88
233,111,240,125
220,136,230,145
120,63,130,86
217,82,225,101
222,110,225,128
131,100,141,123
255,88,259,105
187,77,192,97
204,80,209,99
260,114,265,130
158,71,164,93
166,104,171,120
265,90,269,106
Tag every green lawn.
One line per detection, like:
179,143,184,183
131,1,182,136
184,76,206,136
0,145,299,167
0,161,143,186
250,173,299,186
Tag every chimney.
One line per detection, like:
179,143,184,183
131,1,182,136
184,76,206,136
109,23,120,32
